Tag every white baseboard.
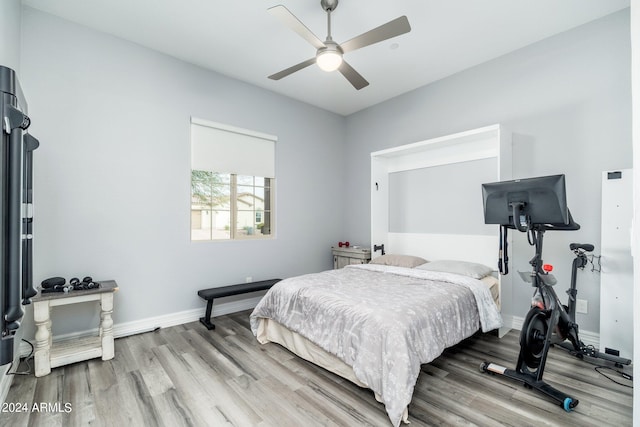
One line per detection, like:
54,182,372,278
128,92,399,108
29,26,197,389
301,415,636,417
49,298,602,348
507,315,600,348
112,295,263,338
49,295,264,343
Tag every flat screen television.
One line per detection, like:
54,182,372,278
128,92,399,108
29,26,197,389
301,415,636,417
482,174,570,229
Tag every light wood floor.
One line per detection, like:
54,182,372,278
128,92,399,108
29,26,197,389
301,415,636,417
2,310,633,427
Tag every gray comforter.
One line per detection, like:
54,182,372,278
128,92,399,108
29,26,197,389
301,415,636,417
250,264,503,427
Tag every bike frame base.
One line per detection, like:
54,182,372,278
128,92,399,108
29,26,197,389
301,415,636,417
481,362,579,412
554,341,631,367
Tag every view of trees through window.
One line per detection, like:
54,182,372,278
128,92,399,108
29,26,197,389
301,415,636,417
191,170,273,240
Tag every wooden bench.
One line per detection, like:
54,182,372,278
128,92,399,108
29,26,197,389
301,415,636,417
197,278,281,330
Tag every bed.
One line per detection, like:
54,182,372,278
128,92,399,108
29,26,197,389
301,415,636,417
251,125,510,426
250,257,502,427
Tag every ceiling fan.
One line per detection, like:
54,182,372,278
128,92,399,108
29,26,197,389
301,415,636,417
268,0,411,90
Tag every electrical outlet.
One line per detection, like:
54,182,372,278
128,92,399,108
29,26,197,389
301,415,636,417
605,347,620,357
576,299,588,314
245,276,252,283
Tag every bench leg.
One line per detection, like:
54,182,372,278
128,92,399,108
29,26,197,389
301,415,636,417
199,299,215,330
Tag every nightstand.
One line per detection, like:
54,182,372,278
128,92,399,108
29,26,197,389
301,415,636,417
332,246,371,269
32,280,118,377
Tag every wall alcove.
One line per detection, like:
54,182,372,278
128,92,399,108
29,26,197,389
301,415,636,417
370,124,513,335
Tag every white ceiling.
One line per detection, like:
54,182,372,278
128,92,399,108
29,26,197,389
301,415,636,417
22,0,629,116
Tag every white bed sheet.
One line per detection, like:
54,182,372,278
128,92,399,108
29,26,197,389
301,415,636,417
251,264,502,426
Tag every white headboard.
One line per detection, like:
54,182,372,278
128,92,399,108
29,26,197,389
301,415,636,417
370,124,512,268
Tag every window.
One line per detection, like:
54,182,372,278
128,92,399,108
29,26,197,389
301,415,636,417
190,118,276,241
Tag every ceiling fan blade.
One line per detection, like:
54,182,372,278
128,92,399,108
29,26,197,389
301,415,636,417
340,16,411,54
268,5,326,50
338,61,369,90
268,58,317,81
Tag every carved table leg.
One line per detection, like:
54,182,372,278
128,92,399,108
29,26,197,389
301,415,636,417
100,292,114,361
33,301,51,377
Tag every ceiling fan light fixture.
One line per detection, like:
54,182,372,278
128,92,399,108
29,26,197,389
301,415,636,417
316,44,343,72
268,3,411,89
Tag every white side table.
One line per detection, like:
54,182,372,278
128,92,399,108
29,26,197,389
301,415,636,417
332,246,372,269
32,280,118,377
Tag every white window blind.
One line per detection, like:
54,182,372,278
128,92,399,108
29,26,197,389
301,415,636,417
191,118,276,177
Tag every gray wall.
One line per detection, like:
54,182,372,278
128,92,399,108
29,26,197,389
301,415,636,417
0,0,22,73
389,157,496,235
20,7,346,334
344,9,632,332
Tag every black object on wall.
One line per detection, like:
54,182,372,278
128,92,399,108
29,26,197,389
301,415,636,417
0,65,39,366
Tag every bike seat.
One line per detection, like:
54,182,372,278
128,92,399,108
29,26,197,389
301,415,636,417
570,243,594,252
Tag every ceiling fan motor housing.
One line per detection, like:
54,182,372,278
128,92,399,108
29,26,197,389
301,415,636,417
321,0,339,12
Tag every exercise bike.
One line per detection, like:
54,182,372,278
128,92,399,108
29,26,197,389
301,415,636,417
480,219,583,411
479,174,631,412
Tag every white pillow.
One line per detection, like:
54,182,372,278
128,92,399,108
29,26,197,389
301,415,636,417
369,254,428,268
415,260,494,279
